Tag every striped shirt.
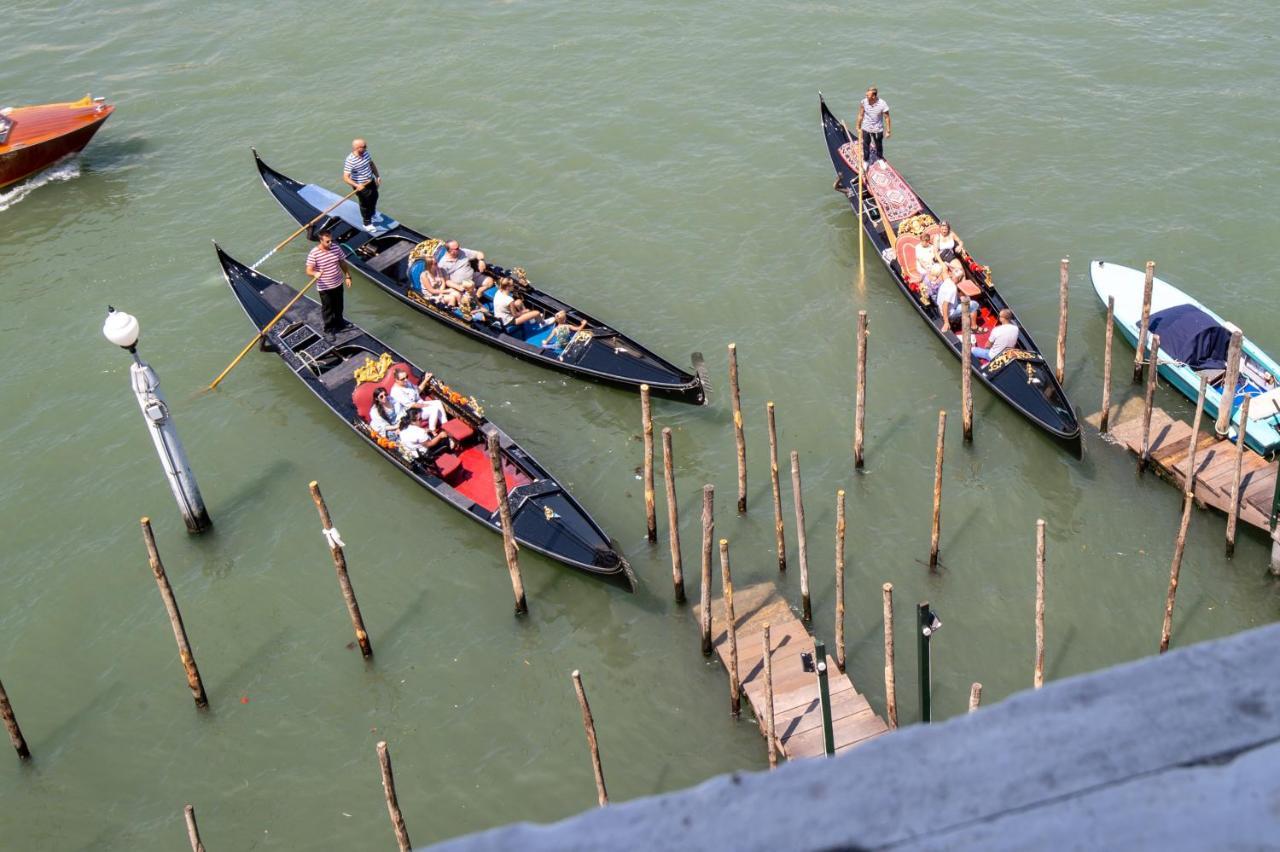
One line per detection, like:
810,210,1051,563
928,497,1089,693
307,244,346,291
860,98,890,133
343,150,374,184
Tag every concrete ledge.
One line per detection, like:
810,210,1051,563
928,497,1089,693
430,623,1280,851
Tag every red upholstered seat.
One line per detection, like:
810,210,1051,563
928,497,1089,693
434,452,462,482
895,235,922,286
441,418,475,442
352,361,419,423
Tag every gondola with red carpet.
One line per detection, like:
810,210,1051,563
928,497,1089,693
819,94,1081,455
215,244,634,589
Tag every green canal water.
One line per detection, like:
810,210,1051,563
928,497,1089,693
3,2,1279,848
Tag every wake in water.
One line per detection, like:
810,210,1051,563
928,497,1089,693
0,157,81,211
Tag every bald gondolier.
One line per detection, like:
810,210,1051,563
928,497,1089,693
306,229,352,336
855,87,891,166
343,138,381,233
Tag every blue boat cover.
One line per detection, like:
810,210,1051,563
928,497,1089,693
1148,305,1231,370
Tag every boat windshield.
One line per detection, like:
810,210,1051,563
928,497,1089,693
0,114,12,145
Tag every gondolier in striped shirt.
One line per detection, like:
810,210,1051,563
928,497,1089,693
306,229,352,336
343,138,381,233
855,87,891,166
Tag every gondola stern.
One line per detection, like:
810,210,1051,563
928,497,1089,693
692,351,710,405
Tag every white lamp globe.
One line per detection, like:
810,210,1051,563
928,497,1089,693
103,307,140,350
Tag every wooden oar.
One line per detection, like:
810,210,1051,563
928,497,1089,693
251,187,359,269
207,274,321,391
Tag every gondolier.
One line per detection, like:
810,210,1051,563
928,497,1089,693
305,229,351,336
342,138,381,233
855,87,891,166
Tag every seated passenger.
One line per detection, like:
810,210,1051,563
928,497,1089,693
921,261,949,300
935,221,965,261
914,231,941,281
935,275,979,332
457,284,490,324
971,309,1019,360
397,409,449,459
541,311,589,350
390,369,447,432
437,239,493,293
415,257,462,307
368,387,405,438
493,278,543,327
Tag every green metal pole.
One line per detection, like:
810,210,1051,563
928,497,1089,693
917,602,932,723
814,640,835,755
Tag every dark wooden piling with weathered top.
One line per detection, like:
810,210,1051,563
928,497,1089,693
855,311,868,468
572,670,608,807
1100,295,1116,434
1056,257,1069,385
728,344,747,513
376,741,412,852
486,432,528,615
641,384,656,542
960,296,973,443
1138,334,1162,473
1160,491,1195,654
184,805,206,852
1226,395,1252,557
767,402,787,572
790,451,811,622
1133,260,1155,383
0,676,30,760
720,538,741,716
930,410,947,569
700,484,714,655
834,490,847,672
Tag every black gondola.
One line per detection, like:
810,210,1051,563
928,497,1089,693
215,244,635,590
251,151,707,405
819,96,1082,455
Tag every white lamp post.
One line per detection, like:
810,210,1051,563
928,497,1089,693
103,307,211,533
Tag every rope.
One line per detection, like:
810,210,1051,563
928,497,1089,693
321,527,346,550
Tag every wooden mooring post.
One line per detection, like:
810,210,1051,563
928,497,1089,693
641,384,656,542
1185,376,1208,489
661,428,685,603
767,402,787,572
1034,519,1046,689
699,485,714,655
1160,491,1195,654
1100,295,1116,434
571,670,608,806
720,539,741,717
184,805,206,852
1056,257,1069,385
968,683,982,712
960,296,973,442
930,410,947,569
882,582,897,728
1138,335,1162,473
791,451,811,622
834,490,847,672
1226,396,1252,557
0,676,30,760
487,432,528,615
728,343,747,513
762,624,777,769
1133,260,1155,383
140,518,208,709
376,741,412,852
309,481,373,658
1215,330,1244,436
854,311,868,469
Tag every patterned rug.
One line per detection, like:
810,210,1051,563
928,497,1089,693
865,160,922,222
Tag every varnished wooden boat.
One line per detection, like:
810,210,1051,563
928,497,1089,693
215,244,635,589
0,95,113,189
819,95,1081,455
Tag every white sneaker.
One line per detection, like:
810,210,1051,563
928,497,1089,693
363,223,377,234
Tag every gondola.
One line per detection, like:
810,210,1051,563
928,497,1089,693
215,244,635,590
819,96,1082,455
1091,260,1280,457
251,151,707,404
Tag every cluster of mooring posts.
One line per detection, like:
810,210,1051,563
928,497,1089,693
10,249,1277,849
1088,260,1280,581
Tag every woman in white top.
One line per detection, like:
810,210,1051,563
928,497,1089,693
914,232,941,281
416,258,463,307
398,409,449,459
492,278,543,327
934,222,965,261
368,388,405,437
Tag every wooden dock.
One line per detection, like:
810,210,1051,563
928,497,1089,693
1090,399,1278,532
696,581,889,760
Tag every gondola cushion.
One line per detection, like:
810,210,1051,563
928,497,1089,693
895,235,922,285
434,452,462,482
442,419,475,442
352,361,419,423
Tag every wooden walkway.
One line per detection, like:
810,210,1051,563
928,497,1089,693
1089,399,1278,532
696,581,889,760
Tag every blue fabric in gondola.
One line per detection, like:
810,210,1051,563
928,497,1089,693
1148,305,1232,370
